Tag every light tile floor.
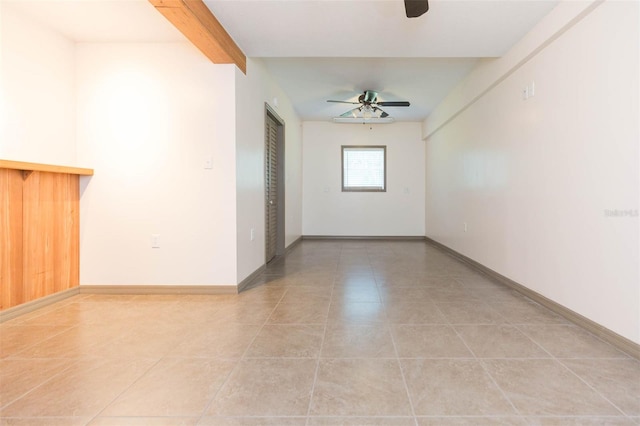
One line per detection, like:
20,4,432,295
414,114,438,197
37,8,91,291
1,240,638,425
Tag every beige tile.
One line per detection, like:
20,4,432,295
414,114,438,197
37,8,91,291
334,271,375,281
321,324,396,358
0,325,71,358
392,325,473,358
131,295,183,303
417,417,528,425
379,287,432,304
518,325,628,358
285,270,337,280
384,301,447,324
281,286,333,304
110,306,171,324
246,324,324,358
422,284,477,303
0,418,90,425
5,296,86,321
209,302,277,324
331,285,381,303
198,418,307,426
310,358,412,416
436,301,507,324
0,358,73,408
16,304,90,326
80,294,137,302
88,417,199,425
102,358,236,416
268,301,330,324
463,285,526,302
96,324,191,358
374,270,420,281
561,358,640,415
0,358,156,417
250,275,291,287
282,272,337,287
327,302,387,324
377,275,457,288
334,275,378,287
308,417,416,425
119,308,196,331
206,359,316,416
236,286,287,303
167,323,261,358
12,324,125,358
455,324,549,358
454,275,501,288
445,266,484,279
401,359,515,415
0,317,23,327
483,359,621,415
525,418,635,425
338,256,370,265
489,300,567,325
156,301,227,325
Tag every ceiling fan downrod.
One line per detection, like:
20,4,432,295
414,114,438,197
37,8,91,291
405,0,429,18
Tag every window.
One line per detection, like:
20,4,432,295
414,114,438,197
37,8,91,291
342,145,386,192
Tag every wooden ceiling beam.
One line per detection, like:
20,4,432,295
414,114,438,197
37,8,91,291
149,0,246,74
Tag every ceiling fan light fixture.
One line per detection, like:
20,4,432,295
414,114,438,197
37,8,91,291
362,105,373,119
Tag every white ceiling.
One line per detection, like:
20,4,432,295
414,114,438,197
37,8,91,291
4,0,559,122
205,0,558,58
3,0,186,43
260,57,479,121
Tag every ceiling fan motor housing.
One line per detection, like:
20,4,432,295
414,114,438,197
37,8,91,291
362,90,378,104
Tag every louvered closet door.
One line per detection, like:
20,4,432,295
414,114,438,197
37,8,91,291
265,115,278,263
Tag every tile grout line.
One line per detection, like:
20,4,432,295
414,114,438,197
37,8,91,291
451,321,524,418
197,282,286,422
0,356,81,414
374,249,419,426
554,357,632,418
435,278,525,419
305,243,340,424
84,356,165,424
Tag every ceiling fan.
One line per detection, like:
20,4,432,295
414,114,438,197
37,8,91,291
405,0,429,18
327,90,410,120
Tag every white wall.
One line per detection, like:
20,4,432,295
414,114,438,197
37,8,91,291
234,58,303,282
424,0,639,343
303,121,425,236
0,4,76,165
0,6,304,288
76,43,238,286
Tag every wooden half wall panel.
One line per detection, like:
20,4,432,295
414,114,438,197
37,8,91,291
22,172,79,303
149,0,246,73
0,169,24,310
0,170,80,310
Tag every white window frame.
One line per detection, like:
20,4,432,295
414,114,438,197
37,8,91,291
341,145,387,192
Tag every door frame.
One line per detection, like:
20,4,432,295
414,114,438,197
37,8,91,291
264,103,285,263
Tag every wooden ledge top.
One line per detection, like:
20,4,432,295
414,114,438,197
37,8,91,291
0,160,94,176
